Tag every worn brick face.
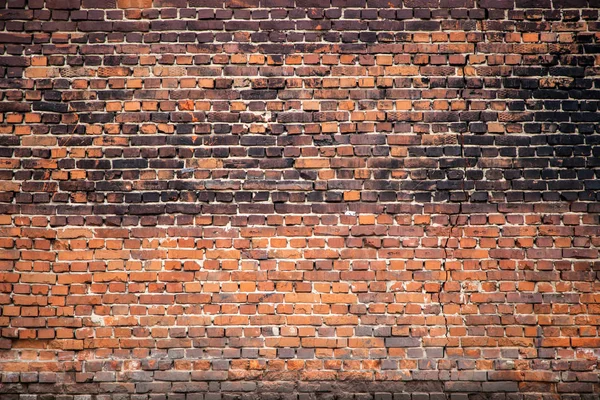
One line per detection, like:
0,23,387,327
0,0,600,399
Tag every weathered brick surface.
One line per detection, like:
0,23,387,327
0,0,600,398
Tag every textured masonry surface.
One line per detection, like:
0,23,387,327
0,0,600,399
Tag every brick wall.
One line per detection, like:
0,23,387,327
1,0,600,398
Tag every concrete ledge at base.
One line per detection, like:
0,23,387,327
2,381,599,399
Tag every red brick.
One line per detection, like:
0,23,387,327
0,2,598,397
